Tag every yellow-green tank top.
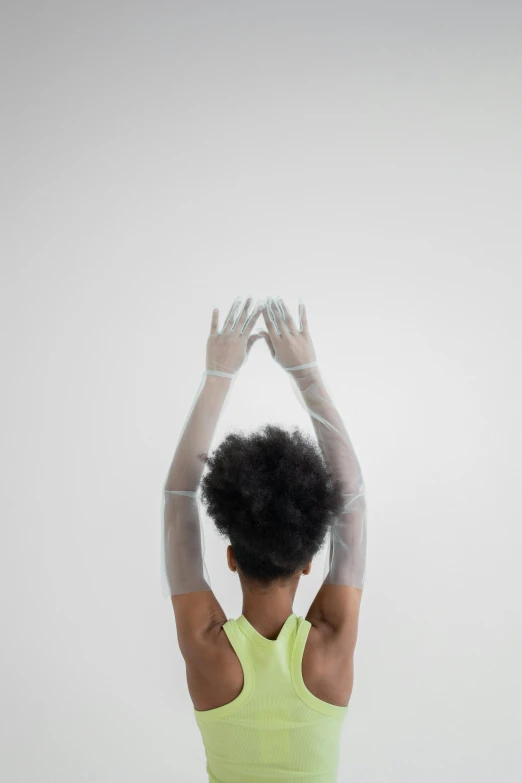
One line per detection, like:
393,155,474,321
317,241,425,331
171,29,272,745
194,612,348,783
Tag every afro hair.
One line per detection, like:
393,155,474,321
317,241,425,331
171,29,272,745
198,423,345,587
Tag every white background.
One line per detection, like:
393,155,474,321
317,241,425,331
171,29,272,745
2,2,521,781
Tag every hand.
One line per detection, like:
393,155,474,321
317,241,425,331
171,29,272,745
206,297,264,375
259,297,317,370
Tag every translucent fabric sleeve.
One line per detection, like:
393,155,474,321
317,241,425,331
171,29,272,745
161,369,237,598
285,363,367,589
162,490,211,597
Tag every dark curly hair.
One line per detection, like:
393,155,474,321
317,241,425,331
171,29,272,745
198,423,345,587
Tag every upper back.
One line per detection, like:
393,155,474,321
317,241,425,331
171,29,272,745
193,613,349,783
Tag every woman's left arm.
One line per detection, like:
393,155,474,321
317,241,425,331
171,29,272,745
162,297,263,649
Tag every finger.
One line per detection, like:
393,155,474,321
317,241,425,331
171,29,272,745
299,301,309,334
223,297,242,333
241,304,263,337
258,330,276,358
235,297,253,332
262,305,280,341
277,298,297,332
268,297,284,335
210,308,219,335
273,297,287,328
246,332,263,354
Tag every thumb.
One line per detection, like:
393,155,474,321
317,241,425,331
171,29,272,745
257,330,276,359
246,333,264,354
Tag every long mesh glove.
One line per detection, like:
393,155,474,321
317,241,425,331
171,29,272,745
161,297,264,597
259,297,367,589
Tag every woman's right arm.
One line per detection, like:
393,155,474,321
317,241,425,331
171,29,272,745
286,364,367,589
259,298,367,645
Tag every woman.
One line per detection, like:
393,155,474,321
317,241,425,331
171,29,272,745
162,296,367,783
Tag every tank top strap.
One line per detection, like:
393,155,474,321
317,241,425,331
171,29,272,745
194,618,255,721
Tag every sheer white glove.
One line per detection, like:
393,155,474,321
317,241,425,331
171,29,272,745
206,296,265,376
259,297,367,589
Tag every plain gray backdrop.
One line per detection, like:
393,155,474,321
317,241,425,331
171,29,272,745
2,2,521,781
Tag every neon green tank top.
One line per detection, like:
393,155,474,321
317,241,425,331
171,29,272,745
194,612,348,783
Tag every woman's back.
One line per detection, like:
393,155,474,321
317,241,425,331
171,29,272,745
192,613,349,783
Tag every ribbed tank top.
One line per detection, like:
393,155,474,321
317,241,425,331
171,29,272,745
194,612,348,783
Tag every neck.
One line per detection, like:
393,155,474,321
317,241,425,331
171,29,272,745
240,576,299,639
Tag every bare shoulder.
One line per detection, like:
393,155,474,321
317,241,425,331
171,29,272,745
301,584,364,707
301,618,357,708
170,590,228,660
182,620,244,712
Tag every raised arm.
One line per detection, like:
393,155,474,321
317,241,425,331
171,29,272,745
287,365,367,589
162,297,263,651
259,298,367,642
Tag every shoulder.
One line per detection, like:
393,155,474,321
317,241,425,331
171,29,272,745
176,617,233,679
181,619,244,711
300,619,356,707
305,583,363,658
170,590,228,660
181,615,237,669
